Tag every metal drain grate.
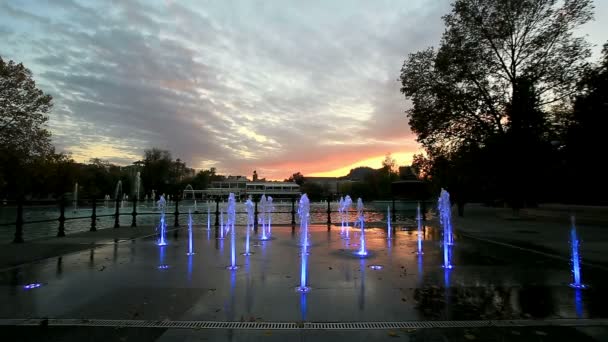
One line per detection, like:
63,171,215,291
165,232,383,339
1,318,607,330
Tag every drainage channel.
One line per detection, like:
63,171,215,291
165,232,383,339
1,319,608,330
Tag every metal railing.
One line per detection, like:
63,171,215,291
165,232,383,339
0,196,428,243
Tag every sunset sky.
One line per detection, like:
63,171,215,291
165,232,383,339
1,1,607,180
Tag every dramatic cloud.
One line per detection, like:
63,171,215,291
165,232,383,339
2,0,606,179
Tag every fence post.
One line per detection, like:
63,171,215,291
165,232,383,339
13,198,24,243
90,197,97,232
326,196,332,228
130,197,138,227
173,196,180,228
113,197,120,228
57,196,66,237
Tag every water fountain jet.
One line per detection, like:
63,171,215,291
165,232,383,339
186,210,195,255
569,215,586,289
296,194,311,293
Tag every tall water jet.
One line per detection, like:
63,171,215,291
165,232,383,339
134,172,141,201
439,190,453,268
356,198,367,256
73,182,78,211
387,205,392,239
259,195,269,240
438,189,454,245
243,197,254,255
187,210,195,255
184,184,196,211
416,202,424,255
569,216,586,289
157,194,166,211
226,193,238,270
206,202,211,230
338,197,345,235
266,196,274,237
342,195,352,240
114,181,122,204
157,208,167,246
296,194,311,292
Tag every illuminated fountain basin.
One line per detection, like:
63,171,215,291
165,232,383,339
3,223,605,325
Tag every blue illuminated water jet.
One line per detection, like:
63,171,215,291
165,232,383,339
356,198,367,256
574,288,584,318
438,189,454,246
226,193,238,270
296,194,311,293
157,209,167,246
206,202,211,230
259,195,270,240
186,210,195,255
342,196,352,240
439,190,453,268
339,197,345,235
569,215,586,289
387,206,392,239
416,202,424,255
267,196,274,237
243,197,254,255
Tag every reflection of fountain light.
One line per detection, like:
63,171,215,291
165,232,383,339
444,266,451,319
300,292,308,321
417,253,424,286
158,245,168,269
359,258,365,310
569,216,587,289
187,255,193,280
296,194,311,293
574,288,584,318
23,283,42,290
369,265,383,270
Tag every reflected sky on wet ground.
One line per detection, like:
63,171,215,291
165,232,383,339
1,223,607,324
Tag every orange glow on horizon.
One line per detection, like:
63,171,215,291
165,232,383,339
307,151,417,178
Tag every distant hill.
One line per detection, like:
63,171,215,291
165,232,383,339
343,167,376,181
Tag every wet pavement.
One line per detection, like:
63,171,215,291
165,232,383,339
1,223,608,341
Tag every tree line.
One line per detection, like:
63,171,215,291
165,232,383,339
400,0,607,212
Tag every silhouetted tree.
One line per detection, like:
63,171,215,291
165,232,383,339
0,57,55,197
286,172,305,186
400,0,593,206
565,42,608,204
